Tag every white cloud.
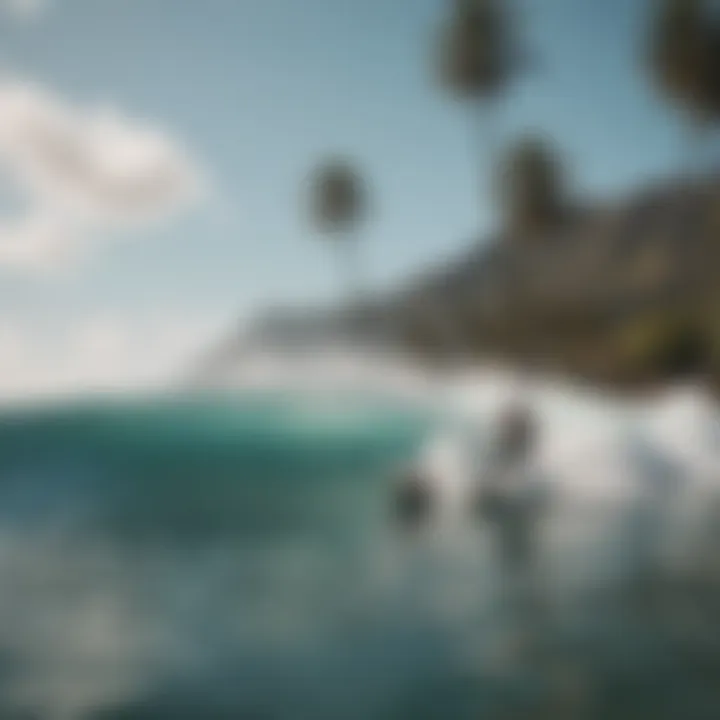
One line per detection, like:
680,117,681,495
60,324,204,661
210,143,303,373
0,79,204,272
0,312,225,401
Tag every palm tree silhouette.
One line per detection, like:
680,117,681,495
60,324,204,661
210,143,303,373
648,0,720,175
437,0,524,203
308,157,368,305
496,135,564,239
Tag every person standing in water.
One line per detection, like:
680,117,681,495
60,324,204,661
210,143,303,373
475,401,549,634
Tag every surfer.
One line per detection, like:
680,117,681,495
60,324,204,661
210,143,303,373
392,466,434,529
390,425,468,530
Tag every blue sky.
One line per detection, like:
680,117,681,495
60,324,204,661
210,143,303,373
0,0,689,396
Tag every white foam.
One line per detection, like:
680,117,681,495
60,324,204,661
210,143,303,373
226,345,720,519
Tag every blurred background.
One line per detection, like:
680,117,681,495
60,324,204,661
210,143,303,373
1,0,720,718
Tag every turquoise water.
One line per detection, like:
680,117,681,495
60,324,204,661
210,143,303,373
0,391,457,719
0,391,718,719
0,392,430,543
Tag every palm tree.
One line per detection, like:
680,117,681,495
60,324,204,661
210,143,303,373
648,0,720,174
437,0,523,195
496,135,564,239
308,157,368,304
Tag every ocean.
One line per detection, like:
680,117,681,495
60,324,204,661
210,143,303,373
0,384,718,719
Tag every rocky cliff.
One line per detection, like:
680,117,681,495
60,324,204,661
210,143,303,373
199,174,720,395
